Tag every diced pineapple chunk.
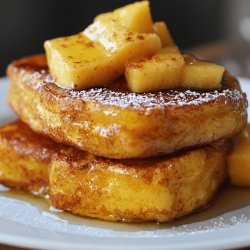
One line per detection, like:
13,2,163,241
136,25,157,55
83,20,160,56
45,21,161,89
153,22,175,47
227,125,250,187
181,54,225,90
125,46,185,93
45,34,113,89
95,1,154,33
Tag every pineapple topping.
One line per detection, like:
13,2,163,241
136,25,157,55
44,1,225,92
227,125,250,187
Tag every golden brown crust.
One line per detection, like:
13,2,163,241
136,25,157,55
0,120,229,222
0,120,67,164
7,54,247,159
0,121,50,195
50,138,229,222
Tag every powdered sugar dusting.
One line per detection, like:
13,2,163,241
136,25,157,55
66,86,245,111
19,62,247,112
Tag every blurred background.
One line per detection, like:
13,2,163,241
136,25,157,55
0,0,250,77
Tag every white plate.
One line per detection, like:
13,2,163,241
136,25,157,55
0,76,250,250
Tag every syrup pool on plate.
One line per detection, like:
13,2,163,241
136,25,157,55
0,182,250,232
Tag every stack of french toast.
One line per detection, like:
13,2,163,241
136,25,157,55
0,1,248,223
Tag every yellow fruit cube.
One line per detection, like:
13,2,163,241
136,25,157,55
125,46,185,93
153,21,175,47
45,34,113,89
95,1,154,33
45,21,161,89
83,19,160,56
227,125,250,187
181,57,225,90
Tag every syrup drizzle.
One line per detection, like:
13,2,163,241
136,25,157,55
0,183,249,232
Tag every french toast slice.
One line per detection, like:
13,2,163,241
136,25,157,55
0,120,50,195
7,55,247,159
0,120,229,222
